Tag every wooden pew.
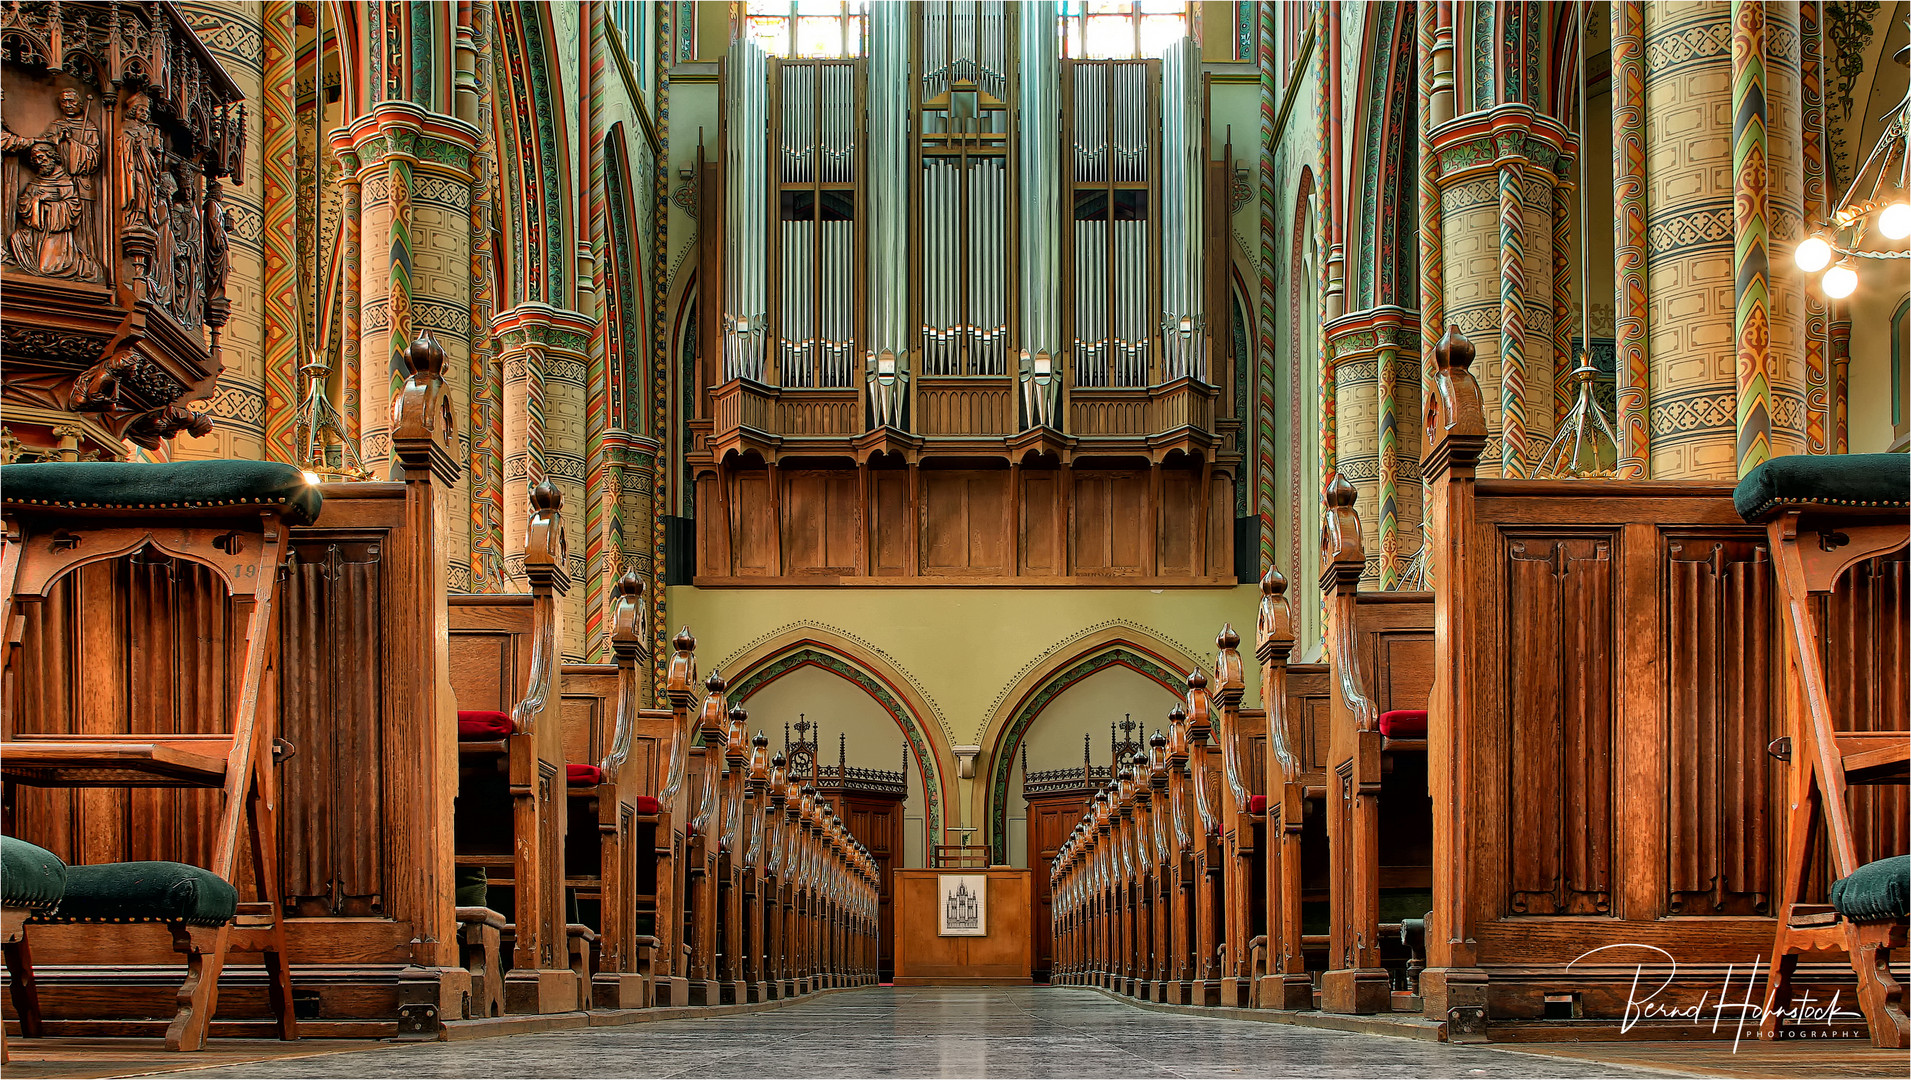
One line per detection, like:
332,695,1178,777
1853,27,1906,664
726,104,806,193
558,573,670,1010
652,629,701,1007
1185,671,1226,1006
1213,626,1269,1008
447,481,577,1015
5,334,471,1040
1419,327,1907,1037
740,731,773,1002
1317,474,1436,1015
1254,566,1330,1010
679,671,727,1005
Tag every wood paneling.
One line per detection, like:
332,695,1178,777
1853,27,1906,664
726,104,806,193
891,869,1033,984
1025,790,1094,980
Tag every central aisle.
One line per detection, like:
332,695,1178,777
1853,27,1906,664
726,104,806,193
140,988,1696,1079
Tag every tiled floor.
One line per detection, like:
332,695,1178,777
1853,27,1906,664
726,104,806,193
132,987,1692,1079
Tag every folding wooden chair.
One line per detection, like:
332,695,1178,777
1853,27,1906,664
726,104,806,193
1738,453,1910,1047
1,459,316,1050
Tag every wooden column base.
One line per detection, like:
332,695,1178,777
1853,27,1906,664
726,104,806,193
1220,976,1249,1008
1257,974,1312,1010
1419,967,1489,1041
505,968,582,1015
654,975,691,1007
1165,979,1191,1005
591,972,648,1010
748,980,770,1003
1190,978,1220,1006
1321,967,1390,1014
685,978,722,1006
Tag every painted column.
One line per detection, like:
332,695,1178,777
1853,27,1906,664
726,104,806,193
1612,0,1649,476
1642,2,1736,478
1761,0,1809,462
260,0,300,464
1257,1,1279,573
177,3,266,462
1801,0,1829,455
335,140,363,446
585,0,611,660
469,0,506,590
1731,0,1775,475
1495,114,1529,477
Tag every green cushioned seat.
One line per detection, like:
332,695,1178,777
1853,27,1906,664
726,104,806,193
1831,855,1910,924
2,460,323,526
46,861,238,927
1733,453,1911,524
2,835,68,914
455,865,489,908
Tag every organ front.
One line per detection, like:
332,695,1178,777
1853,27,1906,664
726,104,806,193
687,1,1241,585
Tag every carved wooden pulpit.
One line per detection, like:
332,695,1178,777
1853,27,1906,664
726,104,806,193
0,1,243,461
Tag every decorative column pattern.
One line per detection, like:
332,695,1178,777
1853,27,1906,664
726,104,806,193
1801,0,1829,455
336,141,363,444
1257,1,1279,571
1551,160,1573,425
1731,0,1773,476
1761,0,1807,462
1317,1,1338,486
585,1,611,660
1643,3,1736,479
178,3,267,462
1495,117,1529,477
260,0,299,464
469,0,506,590
1612,0,1649,476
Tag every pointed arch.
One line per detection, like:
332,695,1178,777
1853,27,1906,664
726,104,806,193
722,627,953,852
492,2,571,306
1349,2,1418,308
975,624,1203,862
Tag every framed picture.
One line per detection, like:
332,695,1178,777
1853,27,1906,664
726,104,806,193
937,874,986,937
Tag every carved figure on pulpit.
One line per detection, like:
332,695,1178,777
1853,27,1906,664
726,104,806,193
118,92,165,230
203,189,230,307
168,172,200,323
0,87,104,281
5,141,102,280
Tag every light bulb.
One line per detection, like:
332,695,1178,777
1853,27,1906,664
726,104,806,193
1822,259,1859,299
1879,201,1911,241
302,470,323,486
1794,234,1834,272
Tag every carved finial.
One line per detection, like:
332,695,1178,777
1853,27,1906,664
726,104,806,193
706,669,727,693
753,730,769,748
1150,729,1167,748
674,626,696,652
1217,623,1240,650
1186,670,1208,690
1261,563,1288,599
1435,324,1474,375
1324,470,1356,510
400,331,446,377
531,477,562,512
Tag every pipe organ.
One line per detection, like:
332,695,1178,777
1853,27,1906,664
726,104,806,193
692,3,1239,585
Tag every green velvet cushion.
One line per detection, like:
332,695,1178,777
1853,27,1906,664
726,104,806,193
455,865,488,908
1,836,67,913
1733,453,1911,523
2,460,323,526
1830,855,1910,924
48,861,237,927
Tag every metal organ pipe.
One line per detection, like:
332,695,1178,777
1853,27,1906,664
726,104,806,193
867,0,909,407
1159,37,1203,383
724,40,768,383
1018,0,1061,376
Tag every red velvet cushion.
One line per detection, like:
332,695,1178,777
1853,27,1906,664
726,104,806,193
1378,709,1428,738
566,764,604,787
457,711,512,739
1245,794,1268,815
634,796,662,814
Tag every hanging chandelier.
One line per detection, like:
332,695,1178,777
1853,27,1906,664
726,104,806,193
1796,36,1910,298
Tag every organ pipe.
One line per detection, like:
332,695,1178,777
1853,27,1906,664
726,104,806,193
867,0,909,426
1158,37,1204,383
724,39,769,383
1018,0,1062,427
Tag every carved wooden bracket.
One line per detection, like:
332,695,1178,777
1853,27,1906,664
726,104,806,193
1424,325,1487,477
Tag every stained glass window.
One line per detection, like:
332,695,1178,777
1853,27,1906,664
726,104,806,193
1060,1,1191,60
744,1,868,59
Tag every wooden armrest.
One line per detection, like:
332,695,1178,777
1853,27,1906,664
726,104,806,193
1837,733,1911,784
1382,737,1428,754
456,906,508,930
457,739,510,759
0,738,231,787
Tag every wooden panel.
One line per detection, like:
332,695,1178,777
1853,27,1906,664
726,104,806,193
874,471,910,575
891,869,1033,984
1072,472,1147,575
922,471,1008,574
1663,534,1779,917
782,470,860,575
734,472,774,573
1504,533,1614,917
1024,789,1094,980
917,377,1015,435
1020,472,1060,574
1159,469,1197,575
1826,552,1911,873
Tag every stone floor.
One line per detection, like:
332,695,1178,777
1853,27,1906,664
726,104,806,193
132,987,1696,1079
